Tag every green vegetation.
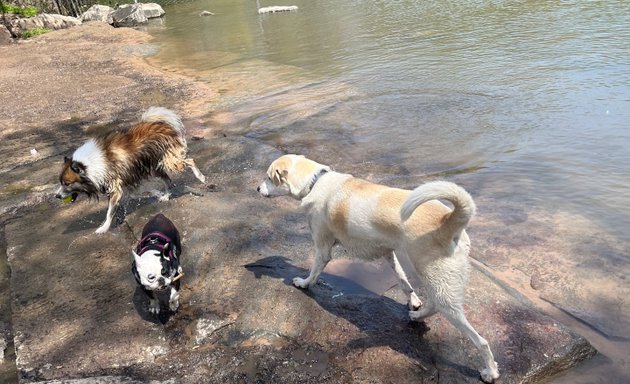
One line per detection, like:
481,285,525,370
21,26,50,38
0,4,39,17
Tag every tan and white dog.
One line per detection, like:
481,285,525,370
257,154,499,383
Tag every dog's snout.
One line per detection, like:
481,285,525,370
256,186,260,192
55,193,62,199
158,277,166,286
147,274,156,282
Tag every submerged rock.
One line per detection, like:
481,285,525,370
258,5,299,14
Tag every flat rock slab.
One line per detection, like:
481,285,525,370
7,153,595,383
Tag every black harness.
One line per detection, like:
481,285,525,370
132,231,180,286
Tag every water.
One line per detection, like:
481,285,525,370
146,0,630,381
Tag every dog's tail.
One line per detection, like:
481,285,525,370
401,181,476,244
141,107,186,145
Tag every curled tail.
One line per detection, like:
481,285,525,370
401,181,476,243
141,107,186,145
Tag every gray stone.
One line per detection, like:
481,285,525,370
80,5,114,24
110,4,148,27
140,3,165,19
0,25,13,45
15,14,81,32
258,5,298,14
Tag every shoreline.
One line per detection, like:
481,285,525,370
0,22,613,383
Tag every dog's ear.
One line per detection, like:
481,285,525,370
132,249,141,263
162,243,171,260
272,169,288,186
70,161,85,175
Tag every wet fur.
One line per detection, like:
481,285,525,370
57,107,206,233
258,154,499,382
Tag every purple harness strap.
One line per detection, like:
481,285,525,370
134,231,176,260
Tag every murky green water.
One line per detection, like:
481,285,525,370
146,0,630,380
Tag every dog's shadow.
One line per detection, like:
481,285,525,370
132,286,176,324
244,256,481,380
62,182,205,234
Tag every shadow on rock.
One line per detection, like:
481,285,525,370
245,255,482,381
132,285,176,325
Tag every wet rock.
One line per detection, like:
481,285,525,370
258,6,299,14
193,316,234,345
80,5,114,23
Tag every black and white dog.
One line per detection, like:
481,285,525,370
132,213,183,314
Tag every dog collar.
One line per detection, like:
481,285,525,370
302,168,329,197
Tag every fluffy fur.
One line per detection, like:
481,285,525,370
132,213,183,314
257,154,499,383
56,107,206,233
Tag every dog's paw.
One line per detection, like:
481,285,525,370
169,298,179,312
292,277,309,289
480,365,499,383
148,299,160,315
94,225,109,234
409,293,423,310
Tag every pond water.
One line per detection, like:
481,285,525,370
146,0,630,381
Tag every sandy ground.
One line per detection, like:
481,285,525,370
0,23,602,383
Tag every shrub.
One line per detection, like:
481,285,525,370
21,26,50,38
1,4,39,17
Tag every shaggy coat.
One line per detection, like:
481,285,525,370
56,107,206,233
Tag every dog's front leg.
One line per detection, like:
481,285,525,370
141,287,160,314
293,232,335,289
168,285,180,312
95,185,122,234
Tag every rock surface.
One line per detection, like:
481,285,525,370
0,25,12,45
80,5,114,23
258,5,299,14
110,4,148,28
14,13,81,32
0,22,599,384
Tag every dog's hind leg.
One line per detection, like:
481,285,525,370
388,251,423,310
95,185,122,234
442,306,499,383
155,169,173,201
293,232,335,289
184,158,206,183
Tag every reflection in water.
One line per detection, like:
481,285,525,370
146,0,630,381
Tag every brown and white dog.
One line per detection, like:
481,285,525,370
56,107,206,233
257,154,499,383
